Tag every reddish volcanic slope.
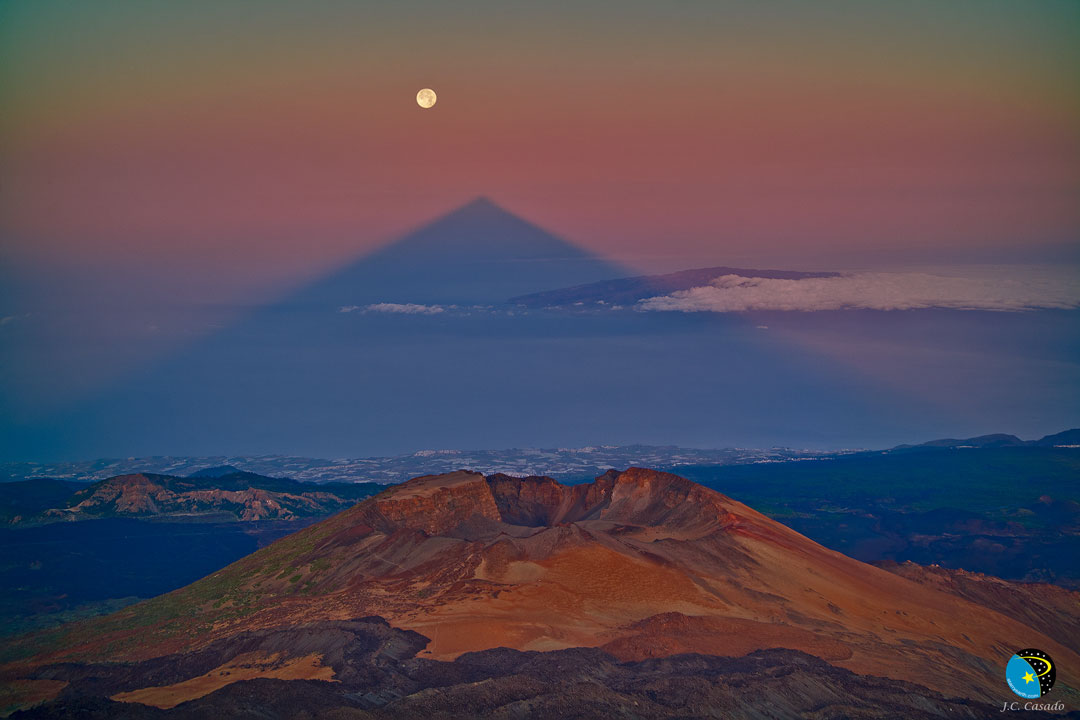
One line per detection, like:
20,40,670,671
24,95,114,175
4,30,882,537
880,560,1080,653
40,473,362,521
26,469,1080,705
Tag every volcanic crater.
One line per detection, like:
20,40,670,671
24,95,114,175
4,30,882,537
11,468,1080,708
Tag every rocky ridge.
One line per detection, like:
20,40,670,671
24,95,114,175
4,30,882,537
7,469,1079,710
15,473,382,524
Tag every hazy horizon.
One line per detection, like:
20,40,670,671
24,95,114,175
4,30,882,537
3,1,1079,462
3,199,1077,463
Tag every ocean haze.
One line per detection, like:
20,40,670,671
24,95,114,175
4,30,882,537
2,201,1076,462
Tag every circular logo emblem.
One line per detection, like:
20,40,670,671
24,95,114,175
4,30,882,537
1006,648,1055,699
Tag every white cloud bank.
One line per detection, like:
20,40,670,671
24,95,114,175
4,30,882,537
340,303,446,315
638,268,1080,313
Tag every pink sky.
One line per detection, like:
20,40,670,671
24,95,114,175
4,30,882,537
2,2,1078,293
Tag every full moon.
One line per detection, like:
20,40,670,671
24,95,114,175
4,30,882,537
416,88,437,109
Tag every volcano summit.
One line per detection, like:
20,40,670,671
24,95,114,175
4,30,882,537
7,469,1079,717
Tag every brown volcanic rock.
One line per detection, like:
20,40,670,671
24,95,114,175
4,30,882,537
355,471,501,535
599,612,855,663
16,469,1080,708
483,468,739,532
11,623,1007,719
59,474,167,516
882,560,1080,652
41,473,361,522
486,473,585,525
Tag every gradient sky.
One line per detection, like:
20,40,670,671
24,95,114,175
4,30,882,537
3,1,1078,287
1,1,1079,459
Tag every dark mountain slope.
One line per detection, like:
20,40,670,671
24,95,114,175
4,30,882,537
880,561,1080,652
1036,428,1080,447
187,466,243,479
677,447,1080,584
510,265,842,307
10,620,1008,719
892,428,1080,450
0,480,85,524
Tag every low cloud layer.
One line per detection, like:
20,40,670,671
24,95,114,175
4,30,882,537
638,269,1080,313
340,303,446,315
